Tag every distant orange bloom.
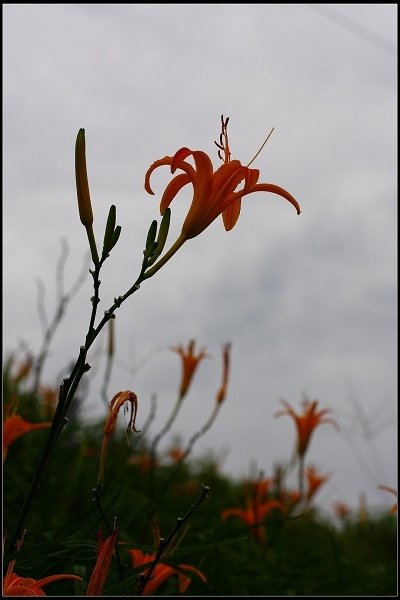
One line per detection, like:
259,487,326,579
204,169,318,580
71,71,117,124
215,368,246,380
98,390,139,487
333,501,351,520
275,397,338,457
86,527,119,596
3,415,51,462
378,485,397,514
304,464,331,501
39,386,58,418
167,446,186,463
145,116,301,244
127,452,157,472
221,499,287,543
129,549,207,595
3,571,82,596
171,340,208,400
243,477,274,504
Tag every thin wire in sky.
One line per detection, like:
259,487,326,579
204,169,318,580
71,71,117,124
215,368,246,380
306,4,397,57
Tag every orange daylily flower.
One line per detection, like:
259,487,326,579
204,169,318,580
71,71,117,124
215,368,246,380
304,464,332,501
171,340,208,400
4,534,82,596
3,571,82,596
167,446,186,463
145,115,301,242
333,501,351,520
86,527,119,596
221,499,287,543
98,390,139,487
3,415,51,462
143,116,301,279
243,476,274,504
275,397,339,458
129,549,207,595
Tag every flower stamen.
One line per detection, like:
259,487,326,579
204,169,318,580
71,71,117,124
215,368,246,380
214,115,231,163
247,127,275,168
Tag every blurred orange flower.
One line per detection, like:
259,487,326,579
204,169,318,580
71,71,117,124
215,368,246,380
3,415,51,462
171,340,208,400
304,464,332,501
221,499,287,543
129,549,207,595
98,390,139,487
275,397,338,458
3,571,82,596
127,452,157,472
333,501,351,520
145,115,301,243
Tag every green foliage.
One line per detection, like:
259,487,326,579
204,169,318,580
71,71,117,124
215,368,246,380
3,372,397,596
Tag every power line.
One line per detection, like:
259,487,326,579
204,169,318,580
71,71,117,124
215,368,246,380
306,4,397,57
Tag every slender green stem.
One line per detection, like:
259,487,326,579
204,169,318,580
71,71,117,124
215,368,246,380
149,395,184,499
298,454,305,501
136,485,210,596
86,224,100,265
160,404,221,499
7,231,185,553
143,234,186,279
8,267,145,552
92,488,124,583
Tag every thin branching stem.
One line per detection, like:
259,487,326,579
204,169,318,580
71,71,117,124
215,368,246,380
136,484,210,596
8,253,156,553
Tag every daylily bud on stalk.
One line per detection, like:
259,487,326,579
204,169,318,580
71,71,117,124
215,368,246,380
102,204,121,259
143,219,159,261
75,128,99,264
146,219,158,250
75,129,93,227
146,208,171,267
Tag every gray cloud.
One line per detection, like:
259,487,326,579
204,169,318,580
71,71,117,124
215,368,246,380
3,3,397,512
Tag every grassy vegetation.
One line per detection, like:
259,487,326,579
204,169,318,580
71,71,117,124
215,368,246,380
3,366,397,596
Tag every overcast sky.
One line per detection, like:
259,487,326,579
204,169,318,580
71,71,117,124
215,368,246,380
3,4,397,514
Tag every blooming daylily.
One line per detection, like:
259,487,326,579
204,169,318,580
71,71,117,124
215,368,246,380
143,116,301,277
171,340,208,400
3,571,82,596
275,397,339,458
3,415,51,462
145,115,301,240
129,549,207,595
221,499,287,543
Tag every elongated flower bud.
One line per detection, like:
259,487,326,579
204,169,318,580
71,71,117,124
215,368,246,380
75,128,93,228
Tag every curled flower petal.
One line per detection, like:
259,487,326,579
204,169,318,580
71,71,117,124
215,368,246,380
145,116,301,243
